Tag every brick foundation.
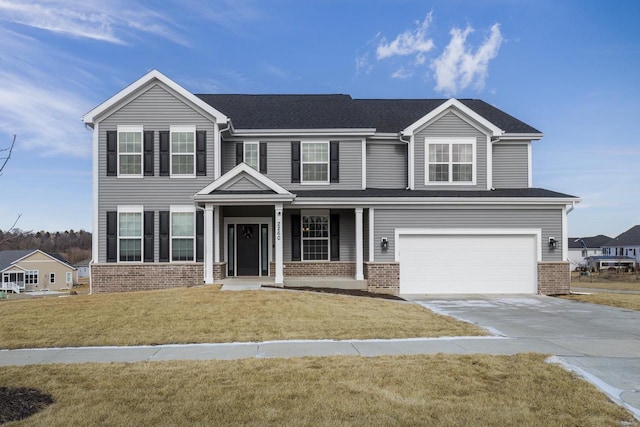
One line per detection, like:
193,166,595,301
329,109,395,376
91,263,204,293
364,262,399,296
213,262,227,281
270,261,356,277
537,261,570,295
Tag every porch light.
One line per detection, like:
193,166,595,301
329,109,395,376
381,237,389,252
548,237,557,250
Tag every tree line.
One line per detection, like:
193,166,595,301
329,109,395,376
0,229,92,265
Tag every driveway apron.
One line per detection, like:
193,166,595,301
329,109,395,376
412,295,640,419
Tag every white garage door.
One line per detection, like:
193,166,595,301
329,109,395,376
398,232,537,294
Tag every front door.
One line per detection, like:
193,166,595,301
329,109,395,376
236,224,260,276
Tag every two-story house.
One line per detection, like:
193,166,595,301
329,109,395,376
601,225,640,264
83,70,579,295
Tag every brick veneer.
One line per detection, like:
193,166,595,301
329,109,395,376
537,261,570,295
270,261,356,277
212,262,227,281
91,263,204,293
364,262,400,296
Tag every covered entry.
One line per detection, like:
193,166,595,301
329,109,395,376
396,229,540,294
224,219,271,277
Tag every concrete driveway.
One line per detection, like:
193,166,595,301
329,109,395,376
411,295,640,419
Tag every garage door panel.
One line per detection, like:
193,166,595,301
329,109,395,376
399,234,537,294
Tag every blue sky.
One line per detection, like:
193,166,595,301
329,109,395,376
0,0,638,238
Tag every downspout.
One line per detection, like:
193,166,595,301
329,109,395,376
399,131,411,190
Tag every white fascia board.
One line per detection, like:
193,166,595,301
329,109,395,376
1,264,28,273
231,128,376,137
82,69,228,125
500,133,544,140
194,195,295,204
12,249,76,270
293,197,581,206
196,163,293,196
403,98,503,137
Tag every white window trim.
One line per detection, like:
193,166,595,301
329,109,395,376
301,141,330,185
25,270,39,285
117,125,143,178
66,271,72,285
243,141,260,170
170,205,196,263
301,209,330,261
170,125,196,178
424,137,477,185
117,205,144,263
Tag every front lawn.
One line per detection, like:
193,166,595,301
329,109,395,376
0,287,483,349
0,354,635,426
562,293,640,311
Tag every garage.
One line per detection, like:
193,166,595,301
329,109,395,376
397,229,540,294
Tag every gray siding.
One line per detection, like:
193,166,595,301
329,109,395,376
97,83,217,262
414,111,487,190
366,142,407,189
373,207,563,262
493,143,529,188
219,176,268,191
223,138,363,190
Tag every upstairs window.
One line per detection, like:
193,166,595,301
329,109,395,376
118,126,143,176
170,126,195,176
244,142,259,170
171,207,195,261
425,137,475,184
302,142,329,183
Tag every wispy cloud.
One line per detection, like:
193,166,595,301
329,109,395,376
431,24,503,96
360,12,503,96
0,0,186,45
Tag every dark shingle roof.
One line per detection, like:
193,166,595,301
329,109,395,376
568,235,612,249
0,250,33,271
293,188,575,199
195,94,541,134
603,225,640,246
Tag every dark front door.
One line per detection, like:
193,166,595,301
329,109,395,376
236,224,260,275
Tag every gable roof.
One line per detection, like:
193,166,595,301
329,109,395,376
196,94,541,135
603,225,640,246
568,235,612,249
83,70,228,125
0,249,75,272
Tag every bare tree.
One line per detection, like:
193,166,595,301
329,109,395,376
0,134,16,175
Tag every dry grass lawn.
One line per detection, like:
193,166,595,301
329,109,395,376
0,287,483,349
0,354,635,426
562,293,640,311
571,280,640,292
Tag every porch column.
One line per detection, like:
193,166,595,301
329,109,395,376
355,207,364,280
213,205,220,263
368,208,375,262
204,204,214,284
275,203,284,285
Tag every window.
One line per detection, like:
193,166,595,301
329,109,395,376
302,142,328,183
244,142,259,170
426,137,475,184
302,212,329,260
171,207,195,261
170,126,195,176
25,270,38,285
118,125,143,176
49,273,55,284
118,206,143,262
66,272,72,285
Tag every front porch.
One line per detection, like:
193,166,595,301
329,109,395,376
220,276,368,291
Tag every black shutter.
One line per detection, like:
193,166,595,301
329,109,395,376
107,131,117,176
159,210,170,262
330,213,340,261
196,130,206,176
291,214,301,261
259,142,267,173
291,141,300,183
236,142,243,165
143,131,154,176
159,131,170,176
106,211,117,262
196,210,204,262
144,211,154,262
330,141,339,183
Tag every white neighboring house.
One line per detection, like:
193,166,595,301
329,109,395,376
567,235,611,270
74,259,91,278
601,225,640,264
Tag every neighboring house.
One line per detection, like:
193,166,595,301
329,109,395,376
83,70,580,296
74,258,91,278
0,250,78,292
601,225,640,264
585,255,636,272
567,235,611,270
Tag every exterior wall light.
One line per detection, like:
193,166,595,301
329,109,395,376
548,237,557,250
381,237,389,251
